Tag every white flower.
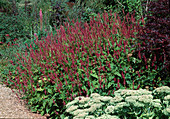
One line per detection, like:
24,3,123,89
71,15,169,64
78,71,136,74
153,86,170,94
138,95,153,104
79,97,90,104
85,115,96,119
114,102,129,110
90,93,100,98
164,95,170,101
84,106,97,113
66,105,78,113
105,105,115,114
97,114,120,119
100,96,113,102
163,106,170,116
66,100,78,108
125,96,138,103
110,96,123,104
91,103,103,109
73,112,89,118
92,97,101,103
133,102,145,107
152,99,161,103
152,102,162,108
72,109,85,116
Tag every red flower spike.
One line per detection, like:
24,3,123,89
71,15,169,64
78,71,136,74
133,81,135,90
146,65,148,69
155,65,157,70
112,90,115,95
117,79,120,88
89,80,93,87
138,51,141,59
136,85,140,90
137,71,141,77
108,90,110,95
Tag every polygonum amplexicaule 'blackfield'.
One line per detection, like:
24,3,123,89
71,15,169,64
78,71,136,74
5,10,158,118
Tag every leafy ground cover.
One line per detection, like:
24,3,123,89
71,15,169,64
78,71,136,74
0,0,169,118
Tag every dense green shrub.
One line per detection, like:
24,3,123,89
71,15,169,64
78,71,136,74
0,13,30,43
3,10,165,118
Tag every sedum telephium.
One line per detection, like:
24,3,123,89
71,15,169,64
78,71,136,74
4,10,160,118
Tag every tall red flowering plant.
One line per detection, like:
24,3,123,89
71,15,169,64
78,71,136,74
39,9,43,31
4,10,158,118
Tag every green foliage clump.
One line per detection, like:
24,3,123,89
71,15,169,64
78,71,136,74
0,1,169,118
3,10,167,118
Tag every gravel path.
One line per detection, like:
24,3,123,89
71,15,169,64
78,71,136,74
0,83,47,118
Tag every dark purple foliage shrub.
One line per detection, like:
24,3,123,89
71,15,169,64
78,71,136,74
134,0,170,87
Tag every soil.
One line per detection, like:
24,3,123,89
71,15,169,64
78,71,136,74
0,82,48,118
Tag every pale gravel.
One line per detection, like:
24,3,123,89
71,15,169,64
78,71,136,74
0,83,47,119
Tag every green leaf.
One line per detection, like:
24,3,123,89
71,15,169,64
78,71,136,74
49,99,53,107
125,73,131,80
41,110,45,116
114,72,121,77
108,82,112,89
43,102,46,108
90,73,98,79
47,88,53,94
82,85,87,90
30,107,37,112
84,77,89,81
46,108,50,114
36,87,44,92
90,88,94,94
108,75,115,81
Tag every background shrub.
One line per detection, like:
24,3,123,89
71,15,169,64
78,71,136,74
134,0,170,89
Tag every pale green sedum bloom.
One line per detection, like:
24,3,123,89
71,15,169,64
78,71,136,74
66,105,78,113
96,114,120,119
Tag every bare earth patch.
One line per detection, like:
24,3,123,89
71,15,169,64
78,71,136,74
0,84,47,118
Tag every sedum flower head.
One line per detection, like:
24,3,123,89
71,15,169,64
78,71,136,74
163,106,170,116
138,95,153,104
100,96,113,102
110,96,123,104
96,114,120,119
66,100,78,108
83,106,97,113
152,99,161,103
66,105,78,113
90,93,100,98
152,102,162,108
85,115,96,119
92,97,101,103
114,102,130,111
133,102,145,107
72,109,85,116
84,100,94,107
79,97,90,104
153,86,170,95
73,112,89,118
114,89,151,98
91,103,103,109
105,105,115,114
163,95,170,106
125,96,138,103
164,95,170,101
